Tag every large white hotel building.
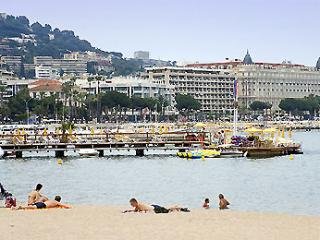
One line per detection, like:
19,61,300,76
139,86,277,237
142,67,235,113
187,52,320,110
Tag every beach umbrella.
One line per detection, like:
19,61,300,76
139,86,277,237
263,128,277,138
245,127,263,134
68,126,73,135
281,129,285,138
263,128,277,133
43,128,48,136
90,127,95,135
194,122,206,128
288,129,292,139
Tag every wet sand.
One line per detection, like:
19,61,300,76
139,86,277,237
1,206,319,240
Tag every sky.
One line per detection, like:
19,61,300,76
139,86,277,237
1,0,320,65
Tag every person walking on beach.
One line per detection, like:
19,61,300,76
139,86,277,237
123,198,190,214
218,194,230,210
13,196,71,210
203,198,210,209
28,184,48,205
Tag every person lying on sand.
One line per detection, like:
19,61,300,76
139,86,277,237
28,184,48,205
203,198,210,209
219,194,230,210
13,196,71,210
123,198,190,214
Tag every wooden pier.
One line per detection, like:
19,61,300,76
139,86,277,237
0,131,212,158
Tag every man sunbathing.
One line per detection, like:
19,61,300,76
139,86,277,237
123,198,190,214
28,184,48,205
13,196,71,210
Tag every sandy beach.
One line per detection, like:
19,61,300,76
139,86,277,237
1,206,319,240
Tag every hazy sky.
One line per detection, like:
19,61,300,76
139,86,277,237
2,0,320,65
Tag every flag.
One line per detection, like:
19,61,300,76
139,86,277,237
233,78,238,100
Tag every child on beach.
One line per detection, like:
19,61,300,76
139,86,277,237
218,194,230,210
203,198,210,209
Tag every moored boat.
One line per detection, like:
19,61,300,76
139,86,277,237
177,149,220,159
79,149,99,157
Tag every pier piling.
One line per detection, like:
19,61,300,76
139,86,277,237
135,149,144,157
55,150,65,158
15,151,23,158
98,150,104,157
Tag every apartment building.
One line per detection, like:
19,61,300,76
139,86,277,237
34,56,87,75
142,67,235,113
1,55,22,74
76,77,175,106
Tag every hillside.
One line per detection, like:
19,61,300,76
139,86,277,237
0,14,147,77
0,15,122,61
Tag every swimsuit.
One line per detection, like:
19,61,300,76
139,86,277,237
151,205,170,214
34,202,46,209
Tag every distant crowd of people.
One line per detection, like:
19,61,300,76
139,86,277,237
1,182,230,213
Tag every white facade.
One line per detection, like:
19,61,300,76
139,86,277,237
142,67,235,113
35,66,55,79
34,56,87,75
75,77,175,106
236,64,320,109
134,51,150,60
187,60,320,110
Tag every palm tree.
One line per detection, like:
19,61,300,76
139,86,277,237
0,84,7,107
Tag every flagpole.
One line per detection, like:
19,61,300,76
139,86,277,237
233,78,238,136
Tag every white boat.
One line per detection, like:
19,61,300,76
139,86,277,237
215,144,244,158
78,149,99,157
0,147,4,158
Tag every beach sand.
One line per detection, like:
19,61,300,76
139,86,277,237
1,206,319,240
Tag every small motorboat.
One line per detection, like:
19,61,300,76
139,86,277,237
216,144,244,158
177,149,220,159
219,148,244,158
79,149,99,157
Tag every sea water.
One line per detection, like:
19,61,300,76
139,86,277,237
0,131,319,215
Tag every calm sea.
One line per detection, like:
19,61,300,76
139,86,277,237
1,131,319,215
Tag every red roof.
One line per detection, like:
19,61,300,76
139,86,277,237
29,84,62,92
30,79,61,85
29,79,62,92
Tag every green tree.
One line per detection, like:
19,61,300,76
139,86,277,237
175,94,201,111
249,101,272,111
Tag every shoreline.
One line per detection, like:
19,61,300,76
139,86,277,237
1,206,319,240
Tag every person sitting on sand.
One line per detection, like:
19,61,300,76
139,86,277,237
28,184,48,205
13,196,71,210
0,183,16,208
123,198,190,214
218,194,230,210
203,198,210,209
